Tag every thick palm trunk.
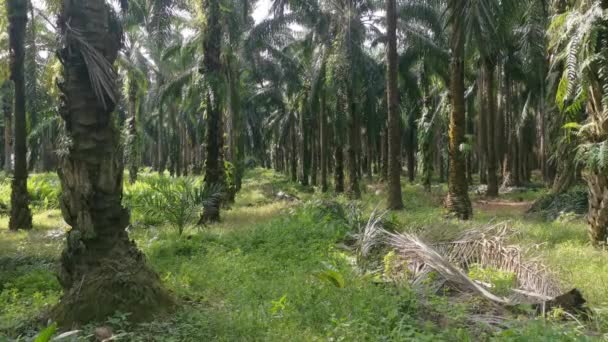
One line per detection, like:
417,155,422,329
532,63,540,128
53,0,171,325
386,0,403,209
7,0,32,231
584,171,608,246
201,0,225,222
446,6,472,219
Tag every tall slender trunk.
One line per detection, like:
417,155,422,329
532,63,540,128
483,59,498,197
320,93,328,192
1,81,12,173
380,128,388,181
127,78,138,183
386,0,403,208
334,145,344,193
158,109,166,174
7,0,32,230
290,119,298,182
201,0,226,222
446,5,472,219
347,97,360,198
26,1,38,171
310,109,318,187
300,109,310,186
53,0,171,325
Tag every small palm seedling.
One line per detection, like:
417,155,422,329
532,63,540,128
135,177,223,235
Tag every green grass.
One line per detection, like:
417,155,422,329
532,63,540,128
0,169,606,340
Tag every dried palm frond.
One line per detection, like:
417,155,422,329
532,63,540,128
64,23,118,110
386,231,510,304
364,219,562,305
354,206,387,258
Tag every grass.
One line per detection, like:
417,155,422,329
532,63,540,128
0,168,606,340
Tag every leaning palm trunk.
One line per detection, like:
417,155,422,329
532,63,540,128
446,3,472,219
52,0,171,325
7,0,32,231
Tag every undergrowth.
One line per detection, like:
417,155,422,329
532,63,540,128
0,169,606,341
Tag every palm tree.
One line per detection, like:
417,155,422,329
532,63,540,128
7,0,32,230
201,0,225,222
1,81,11,173
445,0,472,219
550,0,608,245
52,0,171,325
385,0,403,209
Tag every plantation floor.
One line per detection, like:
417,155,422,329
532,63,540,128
1,169,607,341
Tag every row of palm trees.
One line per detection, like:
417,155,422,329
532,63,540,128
0,0,606,324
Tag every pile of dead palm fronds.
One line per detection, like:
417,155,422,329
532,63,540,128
354,211,567,308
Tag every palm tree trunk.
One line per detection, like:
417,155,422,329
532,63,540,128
386,0,403,209
380,128,388,181
310,110,318,187
290,120,298,182
52,0,171,326
127,78,138,184
7,0,32,230
26,1,38,171
300,110,310,186
584,171,608,246
320,93,328,192
347,98,361,198
334,145,344,193
483,59,498,197
446,4,472,219
1,81,12,172
201,0,225,222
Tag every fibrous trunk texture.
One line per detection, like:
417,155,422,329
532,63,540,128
7,0,32,231
584,171,608,246
53,0,171,326
202,0,225,222
386,0,403,209
445,8,472,219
